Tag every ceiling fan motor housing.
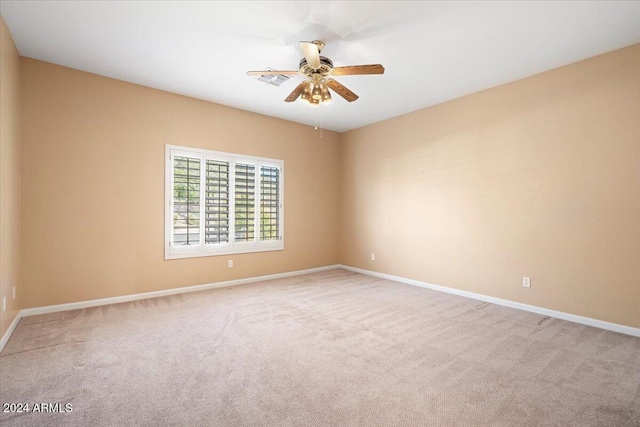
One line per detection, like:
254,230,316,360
299,56,334,76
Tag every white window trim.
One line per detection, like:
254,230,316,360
165,144,284,260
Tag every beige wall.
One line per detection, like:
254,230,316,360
340,44,640,328
20,58,340,308
0,16,21,339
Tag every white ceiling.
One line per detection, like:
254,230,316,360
2,1,639,133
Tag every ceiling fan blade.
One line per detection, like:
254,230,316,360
300,41,321,69
325,79,359,102
246,70,299,76
284,81,306,102
332,64,385,76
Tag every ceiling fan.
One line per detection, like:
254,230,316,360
247,40,385,105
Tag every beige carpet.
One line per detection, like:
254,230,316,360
1,269,639,426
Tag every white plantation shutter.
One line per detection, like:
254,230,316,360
260,165,280,241
166,146,283,259
234,163,256,243
205,160,230,244
172,155,201,246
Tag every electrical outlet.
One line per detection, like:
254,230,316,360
13,286,16,300
228,260,233,268
371,253,375,261
2,296,6,312
523,277,531,288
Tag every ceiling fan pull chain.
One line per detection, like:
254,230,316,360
320,102,323,138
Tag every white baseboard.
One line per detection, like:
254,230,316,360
0,312,22,354
21,264,341,317
0,264,340,353
339,265,640,338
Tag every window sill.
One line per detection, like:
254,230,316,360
165,244,284,260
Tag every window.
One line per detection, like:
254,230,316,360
166,145,283,259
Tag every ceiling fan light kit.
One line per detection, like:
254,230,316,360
300,73,332,105
247,40,384,106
